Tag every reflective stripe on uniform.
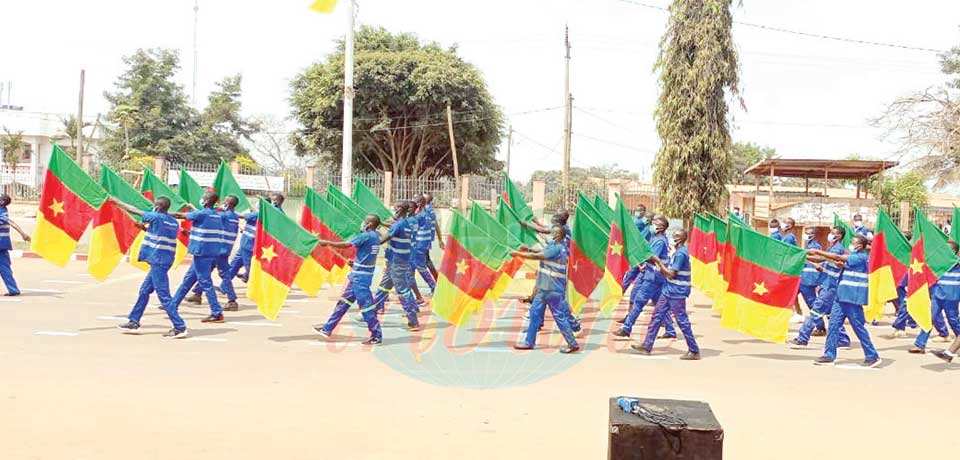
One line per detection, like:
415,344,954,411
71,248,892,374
839,280,868,288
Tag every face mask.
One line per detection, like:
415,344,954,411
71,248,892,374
848,244,857,252
780,223,789,231
670,239,679,248
828,234,839,243
769,228,778,235
854,221,863,228
634,212,642,219
805,233,816,241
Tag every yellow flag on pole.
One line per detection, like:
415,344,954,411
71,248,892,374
309,0,338,13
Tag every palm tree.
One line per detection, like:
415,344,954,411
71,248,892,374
0,127,26,195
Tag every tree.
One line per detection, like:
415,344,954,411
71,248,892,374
196,74,259,162
531,164,638,210
0,128,25,194
248,115,305,171
652,0,740,223
874,170,928,211
52,115,91,158
290,26,504,178
729,142,777,185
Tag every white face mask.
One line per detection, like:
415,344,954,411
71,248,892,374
670,239,679,248
854,221,863,228
848,244,857,252
805,233,816,241
828,234,839,243
769,228,778,235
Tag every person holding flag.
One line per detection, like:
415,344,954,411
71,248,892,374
909,241,960,354
519,210,567,306
511,225,580,353
789,227,852,349
372,200,421,330
225,193,284,286
168,191,227,324
184,195,241,311
797,226,824,331
807,235,882,367
613,216,677,339
411,195,438,305
631,229,700,360
0,194,31,296
314,213,384,345
852,214,873,240
418,193,443,280
112,196,189,339
633,205,648,234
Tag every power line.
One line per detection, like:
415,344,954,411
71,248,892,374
613,0,947,54
573,133,657,153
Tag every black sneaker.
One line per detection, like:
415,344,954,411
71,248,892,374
560,345,581,354
117,321,141,334
813,357,835,366
788,338,808,349
811,328,827,337
908,346,925,354
630,344,652,355
610,330,630,340
362,337,382,346
223,301,239,312
932,350,954,363
406,323,421,332
658,333,677,339
314,326,331,339
201,314,224,323
863,358,883,368
3,292,20,297
185,294,203,305
163,328,189,339
680,352,701,360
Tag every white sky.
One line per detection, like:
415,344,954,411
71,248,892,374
3,0,958,181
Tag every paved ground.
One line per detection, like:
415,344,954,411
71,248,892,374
1,258,958,459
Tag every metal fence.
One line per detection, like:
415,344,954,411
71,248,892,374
393,175,457,207
467,176,505,203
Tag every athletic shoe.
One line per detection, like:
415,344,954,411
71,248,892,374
560,346,580,354
185,293,202,305
863,358,883,368
658,333,677,339
117,321,141,334
811,328,827,337
908,346,925,354
362,337,382,346
415,299,426,307
406,323,421,332
871,320,880,326
3,292,20,297
630,344,652,355
615,317,627,325
679,352,701,361
513,343,533,350
813,357,835,366
787,338,808,349
790,314,804,324
223,301,239,312
610,330,630,340
201,314,224,323
163,328,189,339
314,326,332,339
520,296,533,304
931,350,954,363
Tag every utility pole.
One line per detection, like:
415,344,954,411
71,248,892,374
446,104,461,207
505,125,513,176
561,24,572,203
340,0,356,194
76,70,85,163
192,0,199,107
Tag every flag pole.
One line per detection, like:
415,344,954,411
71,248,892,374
340,0,356,194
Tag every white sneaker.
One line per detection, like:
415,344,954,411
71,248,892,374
790,314,805,324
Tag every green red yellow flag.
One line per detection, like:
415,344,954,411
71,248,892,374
707,214,729,309
866,209,911,322
248,198,320,320
326,183,367,224
31,145,108,266
497,197,540,248
719,222,805,343
567,206,608,315
598,196,653,313
309,0,338,14
353,179,392,222
690,214,713,294
907,209,958,332
87,166,153,281
469,201,520,302
593,195,615,225
298,187,355,290
577,192,610,231
833,213,855,248
178,167,207,209
212,160,250,213
433,211,509,326
129,168,189,271
503,173,534,222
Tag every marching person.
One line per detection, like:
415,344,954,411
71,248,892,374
633,204,648,235
169,191,226,323
512,224,580,353
852,214,874,240
631,228,701,360
909,241,960,354
778,218,805,323
789,226,852,349
931,335,960,363
411,195,438,305
807,235,882,367
314,213,384,345
613,215,678,339
0,194,30,296
372,201,421,330
224,193,284,286
184,195,241,311
519,210,568,306
798,226,824,331
112,196,189,338
768,219,782,242
419,193,443,280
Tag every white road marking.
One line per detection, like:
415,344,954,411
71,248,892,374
835,364,880,371
226,321,283,328
96,316,127,321
187,337,228,343
44,280,85,285
35,331,80,337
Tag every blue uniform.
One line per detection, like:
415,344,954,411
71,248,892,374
799,239,823,317
854,225,871,238
226,210,259,283
891,276,916,330
127,212,186,331
796,241,851,346
413,208,437,293
319,231,384,339
171,208,224,316
780,231,798,247
822,249,879,362
641,245,699,354
914,264,960,349
191,209,240,301
620,232,677,337
520,241,579,349
373,216,420,327
635,217,648,235
0,206,19,295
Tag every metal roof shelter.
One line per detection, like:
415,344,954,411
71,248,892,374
744,158,899,200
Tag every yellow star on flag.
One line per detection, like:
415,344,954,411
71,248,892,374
261,245,278,263
49,199,65,217
609,241,623,256
456,259,469,275
910,258,925,275
752,282,769,296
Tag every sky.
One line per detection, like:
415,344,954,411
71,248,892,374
2,0,958,181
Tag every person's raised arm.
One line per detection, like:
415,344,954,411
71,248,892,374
317,239,353,249
109,196,145,217
522,220,550,234
510,248,546,261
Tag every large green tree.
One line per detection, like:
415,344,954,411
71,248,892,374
652,0,740,222
101,49,257,164
290,26,503,178
729,142,777,185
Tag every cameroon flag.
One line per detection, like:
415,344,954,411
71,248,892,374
212,160,250,212
87,166,153,280
326,183,367,224
299,187,357,290
720,222,805,343
178,167,207,208
433,211,508,326
503,173,534,222
469,201,520,302
690,214,711,293
32,145,107,266
593,195,615,225
248,198,320,320
353,179,392,222
129,168,189,271
598,196,653,313
833,213,855,248
497,197,540,249
567,206,608,315
578,192,610,230
906,209,958,332
865,209,911,322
